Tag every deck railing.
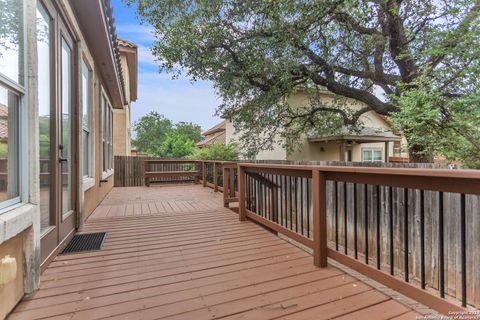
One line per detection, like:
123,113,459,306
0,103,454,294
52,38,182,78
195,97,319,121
236,163,480,314
114,156,480,313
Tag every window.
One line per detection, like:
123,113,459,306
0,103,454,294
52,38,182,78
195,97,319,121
362,148,383,162
0,85,20,206
0,0,24,210
61,37,73,214
37,1,52,230
0,0,24,85
82,60,92,178
102,94,113,172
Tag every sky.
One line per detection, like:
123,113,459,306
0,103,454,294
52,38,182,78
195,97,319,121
111,0,221,132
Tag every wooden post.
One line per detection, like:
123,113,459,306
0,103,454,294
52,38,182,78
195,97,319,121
272,186,278,223
144,161,150,187
312,170,327,267
238,165,246,221
222,166,229,207
202,162,206,187
194,161,199,184
229,168,235,198
213,162,218,192
385,141,389,163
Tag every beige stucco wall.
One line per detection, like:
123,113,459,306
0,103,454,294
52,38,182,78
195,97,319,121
287,139,341,161
113,54,133,156
225,120,287,160
286,91,392,131
0,231,25,319
113,108,128,156
225,90,405,161
83,66,116,218
0,1,40,317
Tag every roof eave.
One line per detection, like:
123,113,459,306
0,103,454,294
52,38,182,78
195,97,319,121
119,45,138,102
70,0,126,108
308,134,402,143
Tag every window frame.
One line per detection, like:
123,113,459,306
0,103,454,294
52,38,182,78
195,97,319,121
81,58,94,184
361,147,384,163
0,0,28,213
101,89,113,178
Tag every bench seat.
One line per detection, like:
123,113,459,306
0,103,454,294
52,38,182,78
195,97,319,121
144,171,200,186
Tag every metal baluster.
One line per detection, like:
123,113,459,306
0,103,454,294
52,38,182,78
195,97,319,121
284,175,287,228
365,184,369,264
354,183,358,259
461,193,467,307
344,182,348,255
279,175,283,227
420,190,425,288
335,181,339,251
390,186,394,275
404,188,409,282
300,177,304,236
289,176,293,231
376,185,381,270
439,192,445,297
306,179,310,238
253,176,257,212
295,177,298,233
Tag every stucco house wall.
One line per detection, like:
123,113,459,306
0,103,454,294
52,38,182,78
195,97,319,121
224,89,405,162
113,45,137,157
0,0,136,317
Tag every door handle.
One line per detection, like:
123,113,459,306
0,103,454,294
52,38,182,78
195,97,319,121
59,157,68,163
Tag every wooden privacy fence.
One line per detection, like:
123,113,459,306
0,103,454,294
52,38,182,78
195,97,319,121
114,156,146,187
236,163,480,314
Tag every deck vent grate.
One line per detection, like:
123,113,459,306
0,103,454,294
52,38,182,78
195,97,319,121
60,232,107,254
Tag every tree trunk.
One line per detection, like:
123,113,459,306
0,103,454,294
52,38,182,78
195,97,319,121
408,144,433,163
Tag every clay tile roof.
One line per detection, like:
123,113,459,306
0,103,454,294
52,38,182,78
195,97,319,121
117,38,138,49
196,131,226,147
202,121,226,136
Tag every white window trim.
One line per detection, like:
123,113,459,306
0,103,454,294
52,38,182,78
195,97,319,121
361,147,384,162
82,176,95,192
0,0,29,231
0,0,28,212
101,87,114,174
81,58,94,180
0,203,35,245
101,169,114,180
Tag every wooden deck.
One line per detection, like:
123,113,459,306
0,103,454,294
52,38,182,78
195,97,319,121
10,184,420,319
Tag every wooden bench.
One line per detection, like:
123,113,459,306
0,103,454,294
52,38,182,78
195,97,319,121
144,160,200,186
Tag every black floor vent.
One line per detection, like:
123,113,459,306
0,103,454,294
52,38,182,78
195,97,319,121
60,232,107,254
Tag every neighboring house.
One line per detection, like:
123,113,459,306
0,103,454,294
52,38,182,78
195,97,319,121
196,120,226,148
130,147,147,157
218,89,407,162
113,38,138,156
0,0,137,317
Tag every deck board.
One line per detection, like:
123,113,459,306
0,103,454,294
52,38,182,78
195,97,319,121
10,184,420,320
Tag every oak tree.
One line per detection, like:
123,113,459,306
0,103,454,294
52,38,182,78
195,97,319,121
128,0,480,165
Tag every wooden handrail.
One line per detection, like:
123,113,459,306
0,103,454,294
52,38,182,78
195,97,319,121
239,163,480,195
144,159,199,186
144,159,197,163
235,162,480,314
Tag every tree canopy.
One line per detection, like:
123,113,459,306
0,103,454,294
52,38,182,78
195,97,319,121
189,143,239,160
132,111,202,157
128,0,480,166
